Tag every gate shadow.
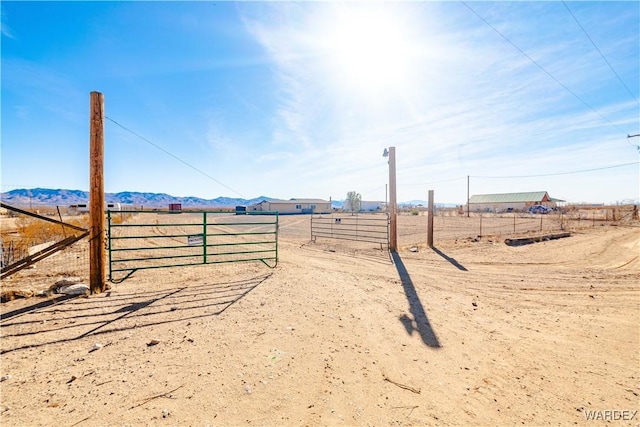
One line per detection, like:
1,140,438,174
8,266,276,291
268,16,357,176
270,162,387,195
0,273,272,355
1,294,78,321
392,252,441,348
300,241,393,265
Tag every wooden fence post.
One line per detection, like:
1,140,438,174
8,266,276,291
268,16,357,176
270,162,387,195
89,91,105,294
427,190,434,248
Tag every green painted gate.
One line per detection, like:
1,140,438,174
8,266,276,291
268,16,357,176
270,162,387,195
108,211,278,282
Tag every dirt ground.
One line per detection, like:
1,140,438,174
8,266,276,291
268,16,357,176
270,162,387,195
1,216,639,426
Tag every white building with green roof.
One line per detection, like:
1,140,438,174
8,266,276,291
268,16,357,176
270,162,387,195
468,191,564,213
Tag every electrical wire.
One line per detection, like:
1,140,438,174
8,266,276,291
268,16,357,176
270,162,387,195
105,116,245,198
460,1,632,138
401,176,467,187
472,161,639,179
562,1,639,106
361,184,387,197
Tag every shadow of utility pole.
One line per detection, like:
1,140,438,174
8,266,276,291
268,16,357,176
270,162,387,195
392,252,441,348
431,247,468,271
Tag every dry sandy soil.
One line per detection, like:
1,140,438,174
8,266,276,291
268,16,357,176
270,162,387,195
1,215,639,426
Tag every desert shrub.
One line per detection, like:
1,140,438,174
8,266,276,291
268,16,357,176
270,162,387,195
1,237,28,267
109,212,133,225
16,217,86,244
16,217,64,245
1,216,89,267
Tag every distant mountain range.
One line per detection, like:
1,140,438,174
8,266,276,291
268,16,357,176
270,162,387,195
0,188,460,209
0,188,276,208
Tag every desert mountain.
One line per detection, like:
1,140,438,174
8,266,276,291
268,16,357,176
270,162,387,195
0,188,276,208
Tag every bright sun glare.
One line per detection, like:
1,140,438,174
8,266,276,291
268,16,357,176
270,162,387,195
321,6,420,93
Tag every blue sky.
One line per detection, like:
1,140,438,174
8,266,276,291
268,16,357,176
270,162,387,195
1,1,638,204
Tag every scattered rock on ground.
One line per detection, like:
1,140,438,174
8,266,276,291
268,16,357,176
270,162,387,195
54,277,83,286
57,284,90,296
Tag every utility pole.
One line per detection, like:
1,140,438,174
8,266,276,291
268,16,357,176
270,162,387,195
89,91,106,294
427,189,434,248
388,147,397,252
467,175,470,218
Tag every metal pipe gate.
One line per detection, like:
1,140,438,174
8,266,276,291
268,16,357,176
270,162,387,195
310,213,389,248
108,211,278,282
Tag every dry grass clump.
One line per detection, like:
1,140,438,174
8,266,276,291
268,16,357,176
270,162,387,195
108,212,132,225
1,217,88,267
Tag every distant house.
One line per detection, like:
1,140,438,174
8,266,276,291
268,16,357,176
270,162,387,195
248,198,331,214
68,203,122,214
468,191,564,213
342,200,384,212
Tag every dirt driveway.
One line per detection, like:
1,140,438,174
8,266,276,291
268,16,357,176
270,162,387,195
1,218,638,426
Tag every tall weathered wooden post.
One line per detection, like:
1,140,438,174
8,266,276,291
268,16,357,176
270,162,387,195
388,147,397,252
89,91,105,294
427,189,434,248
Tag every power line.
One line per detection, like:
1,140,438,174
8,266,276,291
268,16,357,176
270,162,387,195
361,184,386,197
472,161,639,179
401,176,467,187
562,1,639,106
460,1,631,137
105,116,245,198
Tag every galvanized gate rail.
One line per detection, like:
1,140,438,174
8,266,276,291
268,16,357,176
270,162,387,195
108,211,278,282
310,213,389,248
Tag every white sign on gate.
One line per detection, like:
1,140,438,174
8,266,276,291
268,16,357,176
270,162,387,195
188,235,203,246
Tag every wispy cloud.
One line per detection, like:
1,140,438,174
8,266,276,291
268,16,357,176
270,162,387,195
239,1,638,202
4,1,636,203
1,8,15,39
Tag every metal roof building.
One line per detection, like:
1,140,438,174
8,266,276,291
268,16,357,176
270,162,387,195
248,198,332,214
468,191,564,212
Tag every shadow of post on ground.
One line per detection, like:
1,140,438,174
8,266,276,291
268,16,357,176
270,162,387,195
392,252,441,348
431,247,468,271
